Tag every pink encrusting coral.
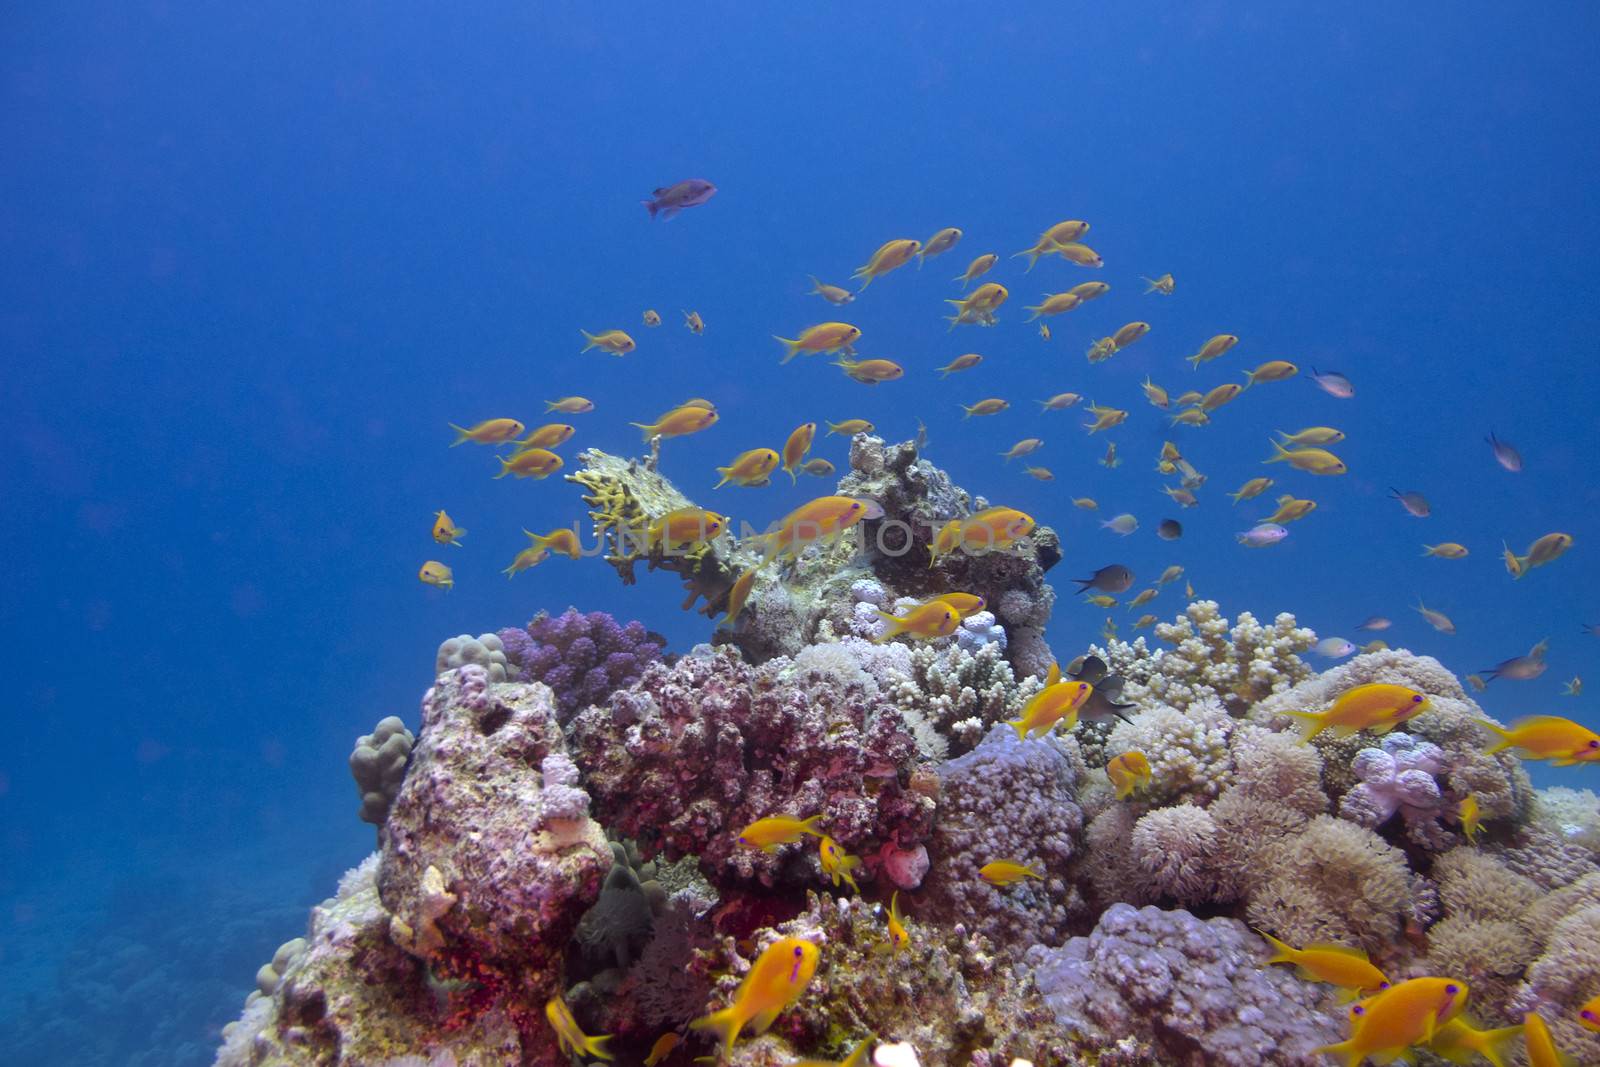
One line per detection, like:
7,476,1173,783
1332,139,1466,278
569,645,936,887
499,608,666,720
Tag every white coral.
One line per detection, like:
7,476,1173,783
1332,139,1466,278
1118,601,1315,715
1108,696,1235,804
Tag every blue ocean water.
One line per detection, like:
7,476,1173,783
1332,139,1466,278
2,2,1596,1062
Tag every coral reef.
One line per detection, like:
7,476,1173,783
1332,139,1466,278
569,645,934,886
349,715,414,831
498,607,665,720
433,634,508,682
1027,903,1343,1066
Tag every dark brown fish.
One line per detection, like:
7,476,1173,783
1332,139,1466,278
642,179,717,220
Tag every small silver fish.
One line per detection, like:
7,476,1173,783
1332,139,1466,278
1237,522,1288,548
1101,513,1138,535
1485,432,1522,473
1314,637,1357,660
1389,488,1431,518
1357,616,1393,631
1309,367,1355,399
1561,676,1583,696
1415,599,1456,635
1480,653,1548,683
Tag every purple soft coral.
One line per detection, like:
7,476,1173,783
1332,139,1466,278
1339,732,1452,847
500,608,666,721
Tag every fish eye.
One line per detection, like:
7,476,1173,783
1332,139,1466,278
1411,695,1424,703
792,946,803,958
1445,984,1460,995
1351,1006,1364,1016
1589,740,1599,749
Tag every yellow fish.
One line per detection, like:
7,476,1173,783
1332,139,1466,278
1197,382,1244,413
917,226,962,264
1580,994,1599,1032
953,252,999,289
1163,486,1198,508
1039,392,1082,410
1174,390,1204,406
931,592,987,618
1456,794,1482,844
502,545,549,578
494,448,563,480
544,396,594,414
759,495,882,561
1230,477,1274,503
1085,336,1118,363
524,527,582,560
1243,360,1298,387
1084,405,1128,434
834,356,905,383
1561,676,1583,697
1287,683,1430,743
1069,280,1110,301
826,418,874,437
1265,440,1347,475
1111,321,1150,349
874,600,959,643
1158,564,1184,584
716,448,781,488
1132,614,1157,630
1277,426,1345,446
418,561,453,590
945,283,1009,328
1257,930,1388,998
545,995,612,1061
1423,543,1470,559
1478,715,1600,765
1024,291,1082,320
683,310,705,334
432,510,467,547
1264,494,1317,524
1141,377,1170,409
1520,1012,1569,1067
1039,323,1051,341
1186,333,1239,368
690,937,821,1056
886,890,910,952
853,238,921,289
1317,978,1467,1067
1000,438,1044,462
737,814,823,852
808,275,855,305
1427,1016,1524,1067
927,506,1035,567
774,321,862,364
449,418,524,446
1006,680,1092,740
802,458,835,477
937,353,983,377
1106,751,1152,799
781,423,817,482
1015,221,1088,270
580,328,636,356
516,423,576,451
643,1032,680,1066
962,398,1010,418
1170,409,1210,427
1127,588,1159,610
1084,594,1116,608
631,404,719,441
1050,241,1102,267
818,835,861,892
1510,532,1575,577
1023,465,1054,481
1142,273,1175,294
647,508,726,553
642,309,662,327
979,860,1043,886
722,566,760,625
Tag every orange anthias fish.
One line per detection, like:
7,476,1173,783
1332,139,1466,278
795,1037,875,1067
1580,993,1600,1032
758,496,883,562
927,507,1036,567
1007,681,1093,740
1256,930,1388,1000
874,600,959,643
1106,751,1152,800
432,510,467,547
1316,977,1469,1067
934,592,987,618
580,328,636,356
1426,1016,1524,1066
631,404,719,441
645,508,726,553
523,527,582,559
979,860,1043,886
834,356,905,383
852,238,921,289
782,422,817,482
449,417,524,446
516,423,576,451
1479,715,1600,765
1521,1011,1570,1067
690,937,821,1056
494,448,563,480
715,448,781,488
721,565,760,626
737,814,823,852
1287,683,1430,743
818,835,861,893
886,890,910,952
546,994,612,1061
775,322,863,364
953,253,999,289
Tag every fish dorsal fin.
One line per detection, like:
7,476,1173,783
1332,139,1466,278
1045,661,1061,687
1509,714,1566,730
1304,942,1369,961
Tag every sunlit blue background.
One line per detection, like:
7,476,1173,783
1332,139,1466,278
3,2,1597,1061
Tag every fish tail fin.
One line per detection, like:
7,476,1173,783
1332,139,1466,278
1007,717,1030,741
629,421,657,442
492,458,511,479
642,199,658,219
773,335,803,364
448,423,471,446
689,1006,744,1059
1024,306,1042,321
808,274,822,293
1142,277,1158,293
585,1034,614,1061
1473,1023,1525,1067
452,527,467,543
714,467,733,489
1241,371,1255,390
579,330,599,352
1476,719,1514,753
798,814,824,836
1186,352,1204,368
872,610,905,643
1310,1041,1362,1067
952,272,970,288
1285,710,1325,743
1264,439,1293,464
784,464,798,484
1255,929,1297,966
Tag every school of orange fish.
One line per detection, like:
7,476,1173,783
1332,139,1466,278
415,216,1594,1065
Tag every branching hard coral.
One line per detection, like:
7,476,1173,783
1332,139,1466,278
1244,815,1412,956
1107,697,1234,805
349,715,414,831
1129,804,1221,906
1113,601,1316,715
921,724,1086,948
569,645,933,886
1026,903,1343,1066
498,607,665,721
880,641,1037,756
